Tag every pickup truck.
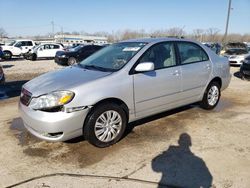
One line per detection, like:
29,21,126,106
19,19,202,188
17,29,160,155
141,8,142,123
2,40,36,60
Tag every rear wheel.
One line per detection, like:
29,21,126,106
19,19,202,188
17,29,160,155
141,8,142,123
200,82,221,110
68,57,77,66
84,103,127,148
3,51,12,60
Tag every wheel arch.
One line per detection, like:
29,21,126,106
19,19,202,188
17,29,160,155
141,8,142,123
83,97,130,129
3,50,12,56
210,77,222,88
92,98,129,120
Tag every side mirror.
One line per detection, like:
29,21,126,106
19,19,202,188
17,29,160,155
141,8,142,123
135,62,154,72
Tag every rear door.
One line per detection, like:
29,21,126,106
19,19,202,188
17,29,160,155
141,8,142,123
133,42,182,118
176,42,211,102
49,44,60,58
21,41,33,53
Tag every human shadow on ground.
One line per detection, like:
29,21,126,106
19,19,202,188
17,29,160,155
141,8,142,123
152,133,213,188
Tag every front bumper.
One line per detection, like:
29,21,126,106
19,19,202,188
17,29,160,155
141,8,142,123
228,57,244,65
240,63,250,77
55,56,69,65
19,102,90,141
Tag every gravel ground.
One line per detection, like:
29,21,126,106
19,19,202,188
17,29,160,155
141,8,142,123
0,58,63,81
0,61,250,188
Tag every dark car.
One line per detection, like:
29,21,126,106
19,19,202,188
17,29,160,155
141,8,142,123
55,45,104,66
0,65,5,84
0,46,4,59
240,55,250,79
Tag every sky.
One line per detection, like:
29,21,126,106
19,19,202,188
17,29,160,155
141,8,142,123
0,0,249,37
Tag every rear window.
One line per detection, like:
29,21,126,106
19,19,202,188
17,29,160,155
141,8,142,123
177,42,209,64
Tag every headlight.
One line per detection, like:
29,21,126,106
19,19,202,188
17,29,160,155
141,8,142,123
61,54,66,58
29,91,74,110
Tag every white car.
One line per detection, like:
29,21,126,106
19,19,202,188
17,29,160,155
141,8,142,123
221,42,250,65
1,40,35,60
24,43,64,61
228,53,250,65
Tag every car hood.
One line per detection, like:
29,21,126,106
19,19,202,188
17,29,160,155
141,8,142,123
23,66,112,96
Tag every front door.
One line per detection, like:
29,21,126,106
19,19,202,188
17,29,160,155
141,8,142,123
133,42,182,118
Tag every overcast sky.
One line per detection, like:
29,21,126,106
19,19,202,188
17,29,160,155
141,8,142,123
0,0,249,37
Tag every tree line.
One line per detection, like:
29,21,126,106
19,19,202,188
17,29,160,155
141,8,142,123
1,27,250,43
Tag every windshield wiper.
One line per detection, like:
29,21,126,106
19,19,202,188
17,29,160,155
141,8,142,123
83,65,112,72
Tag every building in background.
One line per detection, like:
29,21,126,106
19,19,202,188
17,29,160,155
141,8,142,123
0,34,108,46
54,34,108,46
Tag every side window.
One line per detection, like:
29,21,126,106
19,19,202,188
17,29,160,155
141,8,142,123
44,45,50,50
53,45,60,49
21,42,26,46
49,45,54,49
26,41,33,46
139,42,176,69
14,42,22,48
177,42,209,64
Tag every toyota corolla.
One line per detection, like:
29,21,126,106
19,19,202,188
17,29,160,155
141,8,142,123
19,38,231,147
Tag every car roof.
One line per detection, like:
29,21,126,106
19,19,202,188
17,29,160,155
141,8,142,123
121,37,197,44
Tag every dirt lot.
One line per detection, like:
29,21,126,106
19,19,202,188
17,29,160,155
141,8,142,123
0,59,250,188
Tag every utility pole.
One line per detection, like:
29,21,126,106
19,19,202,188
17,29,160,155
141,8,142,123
223,0,232,44
51,21,54,36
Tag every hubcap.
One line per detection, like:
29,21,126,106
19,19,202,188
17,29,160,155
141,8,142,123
207,86,219,106
94,110,122,142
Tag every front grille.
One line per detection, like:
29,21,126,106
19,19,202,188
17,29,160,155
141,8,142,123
20,88,32,106
229,61,237,64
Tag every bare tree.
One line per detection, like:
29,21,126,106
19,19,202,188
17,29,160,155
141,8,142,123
192,29,205,41
0,28,7,39
206,28,220,42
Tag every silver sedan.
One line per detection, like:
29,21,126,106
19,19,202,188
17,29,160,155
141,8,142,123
19,38,231,147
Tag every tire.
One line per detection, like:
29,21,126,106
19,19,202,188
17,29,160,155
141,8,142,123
31,54,37,61
68,57,77,66
3,51,12,60
200,82,221,110
84,103,127,148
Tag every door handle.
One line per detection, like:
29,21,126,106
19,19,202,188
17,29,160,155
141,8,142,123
173,70,180,76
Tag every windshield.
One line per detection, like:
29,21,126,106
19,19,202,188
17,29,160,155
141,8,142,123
79,42,146,72
225,48,248,55
69,45,84,52
8,40,16,46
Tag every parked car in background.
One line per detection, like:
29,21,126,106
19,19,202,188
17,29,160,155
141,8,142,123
19,38,231,147
0,46,4,60
0,65,5,84
1,40,36,60
221,42,250,65
203,42,221,54
23,43,64,61
240,55,250,79
55,45,104,65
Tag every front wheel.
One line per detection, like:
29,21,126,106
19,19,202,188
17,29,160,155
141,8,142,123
84,103,127,148
200,82,221,110
3,51,12,60
67,57,77,66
